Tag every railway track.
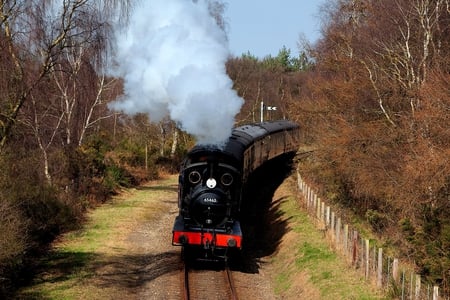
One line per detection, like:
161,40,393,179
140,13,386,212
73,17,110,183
182,261,239,300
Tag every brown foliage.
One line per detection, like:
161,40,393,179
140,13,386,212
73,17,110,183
226,56,307,124
400,71,450,214
293,0,450,290
0,200,27,266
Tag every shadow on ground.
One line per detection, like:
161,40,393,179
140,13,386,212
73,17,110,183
233,152,296,273
15,249,182,299
15,155,295,298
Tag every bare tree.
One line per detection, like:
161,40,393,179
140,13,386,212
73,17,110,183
363,0,448,116
78,75,117,146
0,0,133,183
0,0,131,149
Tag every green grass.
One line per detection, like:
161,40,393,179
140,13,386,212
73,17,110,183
16,176,178,300
18,174,389,299
272,181,388,300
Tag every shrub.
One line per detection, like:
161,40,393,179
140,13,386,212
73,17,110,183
0,200,28,296
103,164,136,192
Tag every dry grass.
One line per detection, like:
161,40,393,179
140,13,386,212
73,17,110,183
16,175,178,300
17,173,389,299
268,176,387,300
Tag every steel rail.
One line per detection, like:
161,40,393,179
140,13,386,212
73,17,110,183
224,266,239,300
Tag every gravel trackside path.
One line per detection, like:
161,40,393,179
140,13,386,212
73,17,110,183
130,176,278,300
16,173,385,299
17,175,280,299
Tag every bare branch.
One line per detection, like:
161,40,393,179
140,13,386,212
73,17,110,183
361,59,397,127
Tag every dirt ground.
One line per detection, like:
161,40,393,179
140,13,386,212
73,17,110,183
16,173,310,299
97,175,303,300
129,177,284,299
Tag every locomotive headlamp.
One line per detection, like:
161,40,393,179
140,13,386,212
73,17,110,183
206,178,217,188
221,173,233,186
227,238,237,247
188,170,201,184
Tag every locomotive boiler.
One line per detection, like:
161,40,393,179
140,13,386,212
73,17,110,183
172,120,299,259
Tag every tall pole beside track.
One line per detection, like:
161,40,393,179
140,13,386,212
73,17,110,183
260,101,264,122
260,101,277,122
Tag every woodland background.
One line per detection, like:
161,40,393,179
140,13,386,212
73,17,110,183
1,0,449,297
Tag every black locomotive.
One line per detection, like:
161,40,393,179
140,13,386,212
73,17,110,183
172,120,299,259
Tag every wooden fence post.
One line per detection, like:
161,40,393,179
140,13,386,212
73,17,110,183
401,271,405,300
321,201,325,222
393,258,399,282
365,239,370,280
377,248,383,288
316,197,321,219
360,239,365,270
313,192,317,212
433,286,439,300
305,185,309,207
415,274,421,300
308,187,310,208
336,217,341,245
306,186,310,208
331,212,335,240
297,174,302,191
326,206,330,227
386,257,391,284
352,230,359,266
344,224,349,254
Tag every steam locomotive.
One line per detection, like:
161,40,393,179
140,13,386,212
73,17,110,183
172,120,299,259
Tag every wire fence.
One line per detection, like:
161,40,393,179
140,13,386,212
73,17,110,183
296,172,446,300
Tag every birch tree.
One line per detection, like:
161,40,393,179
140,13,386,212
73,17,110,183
363,0,448,116
0,0,131,183
0,0,130,149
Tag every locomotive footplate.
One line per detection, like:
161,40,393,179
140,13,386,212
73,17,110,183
172,216,242,249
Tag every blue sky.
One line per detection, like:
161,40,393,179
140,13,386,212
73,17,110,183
224,1,327,58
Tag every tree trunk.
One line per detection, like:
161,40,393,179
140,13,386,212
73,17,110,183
170,128,178,158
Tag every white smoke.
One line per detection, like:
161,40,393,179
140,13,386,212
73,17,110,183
109,0,243,145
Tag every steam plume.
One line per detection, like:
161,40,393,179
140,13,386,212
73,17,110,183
109,0,243,145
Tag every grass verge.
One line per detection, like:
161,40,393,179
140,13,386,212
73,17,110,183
15,176,178,300
271,177,388,299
